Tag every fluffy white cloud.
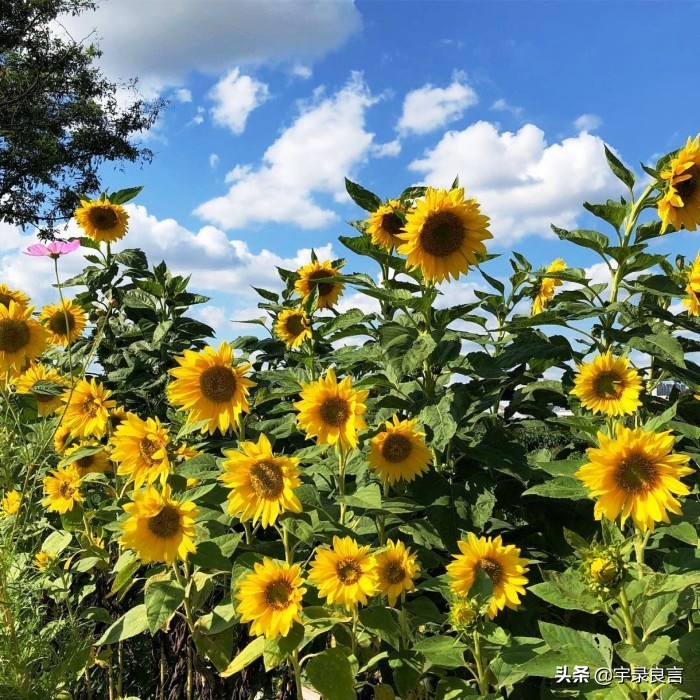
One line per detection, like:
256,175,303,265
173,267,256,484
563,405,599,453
290,63,313,80
371,139,402,158
408,121,622,245
174,88,192,103
574,113,602,132
209,69,269,134
195,73,379,229
398,74,478,135
491,98,523,117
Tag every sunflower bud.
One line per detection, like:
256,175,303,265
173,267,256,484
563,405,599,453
449,596,481,632
581,547,625,595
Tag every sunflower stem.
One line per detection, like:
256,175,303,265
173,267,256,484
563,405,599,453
282,525,293,565
617,586,638,645
243,521,253,545
338,448,348,526
351,607,359,656
472,630,490,696
290,648,304,699
633,529,650,579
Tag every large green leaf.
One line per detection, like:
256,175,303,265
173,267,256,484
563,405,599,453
306,648,356,700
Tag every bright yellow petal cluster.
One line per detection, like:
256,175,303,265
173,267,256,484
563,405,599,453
369,415,431,485
75,198,129,243
366,199,407,251
659,135,700,233
575,425,694,532
39,299,87,346
110,414,170,488
0,284,29,311
375,539,420,607
0,301,51,372
64,442,112,476
1,489,21,517
294,260,344,310
532,259,566,315
14,363,68,415
684,251,700,316
34,551,55,570
275,309,312,349
61,378,116,439
42,465,83,514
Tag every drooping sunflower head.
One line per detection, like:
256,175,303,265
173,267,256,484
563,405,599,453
0,283,30,311
375,539,420,607
236,558,306,639
39,299,87,346
369,415,432,485
659,135,700,233
120,484,199,565
683,251,700,316
42,464,83,514
531,259,567,315
396,187,492,283
570,352,643,417
14,363,69,416
110,414,170,488
294,260,344,310
274,308,312,349
1,489,21,517
366,199,407,251
575,425,694,532
61,377,116,439
0,301,51,372
64,442,112,476
220,433,302,528
75,197,129,244
294,368,368,452
446,533,530,619
167,342,255,436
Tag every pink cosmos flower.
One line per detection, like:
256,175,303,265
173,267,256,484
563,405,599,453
24,239,81,259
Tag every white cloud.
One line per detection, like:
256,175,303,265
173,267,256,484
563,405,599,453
174,88,192,103
491,98,523,117
371,139,401,158
188,106,205,126
209,154,219,169
574,113,602,132
290,63,313,80
209,69,269,134
398,73,478,135
195,73,379,230
408,121,622,245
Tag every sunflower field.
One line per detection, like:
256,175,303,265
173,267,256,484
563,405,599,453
1,137,700,700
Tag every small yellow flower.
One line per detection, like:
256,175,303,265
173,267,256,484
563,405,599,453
74,197,129,243
175,444,200,461
39,299,87,346
449,597,481,631
34,551,55,571
1,489,21,517
365,199,407,251
369,415,431,485
532,259,566,315
375,539,420,607
43,465,83,514
294,260,344,310
275,309,312,349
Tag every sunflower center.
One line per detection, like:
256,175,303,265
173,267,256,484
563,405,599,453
249,460,285,499
139,437,160,466
48,311,75,335
419,211,465,257
676,166,698,203
336,559,361,585
478,557,503,586
308,270,336,298
147,505,181,539
81,396,99,418
384,560,406,584
381,434,412,463
88,206,119,231
76,455,95,471
319,396,351,428
58,481,75,499
593,371,623,399
199,365,238,403
264,579,293,610
615,452,657,492
381,212,404,238
285,314,306,336
0,319,30,353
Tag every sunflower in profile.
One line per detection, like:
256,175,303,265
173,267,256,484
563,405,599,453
295,369,368,452
275,309,312,349
236,558,306,639
575,425,694,532
0,284,29,311
446,533,530,619
43,464,83,514
61,378,116,439
375,539,420,607
120,484,199,565
659,135,700,233
64,442,112,476
39,299,87,346
684,252,700,316
532,259,567,315
366,199,406,251
110,414,170,488
0,301,51,372
220,433,302,528
396,187,492,283
34,551,55,571
1,489,21,517
309,536,377,610
53,424,74,455
167,342,255,435
369,416,431,485
14,364,68,416
74,197,129,243
294,260,344,310
175,443,200,461
570,352,643,416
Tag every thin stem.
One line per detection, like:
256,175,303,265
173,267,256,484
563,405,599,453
338,448,348,526
633,529,651,579
618,587,638,645
290,648,304,699
472,630,489,696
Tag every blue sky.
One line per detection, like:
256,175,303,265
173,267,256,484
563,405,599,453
4,0,699,339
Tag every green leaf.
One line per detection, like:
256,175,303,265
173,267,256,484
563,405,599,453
41,530,72,556
109,186,143,204
402,333,437,374
388,651,423,697
435,678,478,699
145,578,185,634
263,622,304,670
636,589,694,639
604,145,635,190
194,602,238,635
193,629,234,673
538,621,612,668
629,333,685,366
359,607,401,650
110,552,142,596
220,636,266,678
644,403,678,432
552,225,610,255
306,648,356,700
97,604,149,645
414,636,468,669
418,394,456,452
344,483,382,511
583,199,628,230
616,636,671,667
522,477,589,500
345,178,383,212
530,570,600,613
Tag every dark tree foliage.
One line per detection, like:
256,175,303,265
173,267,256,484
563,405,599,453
0,0,162,239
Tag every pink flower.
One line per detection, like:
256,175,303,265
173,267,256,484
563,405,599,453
24,239,81,259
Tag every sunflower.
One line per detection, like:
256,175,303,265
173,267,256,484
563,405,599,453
167,342,255,435
53,424,74,455
14,364,68,416
294,260,344,310
309,536,377,610
42,464,83,514
34,551,55,571
375,539,420,607
575,425,694,532
220,433,302,528
64,442,112,476
74,197,129,243
684,252,700,316
61,378,116,439
175,443,201,461
120,484,199,565
369,416,431,485
39,299,87,345
570,352,643,417
0,301,51,372
446,533,530,619
366,199,407,251
0,283,29,311
110,414,170,488
659,135,700,233
235,558,306,639
108,406,135,433
532,259,567,315
294,369,368,452
1,489,21,517
449,597,481,631
396,187,492,283
275,309,312,349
